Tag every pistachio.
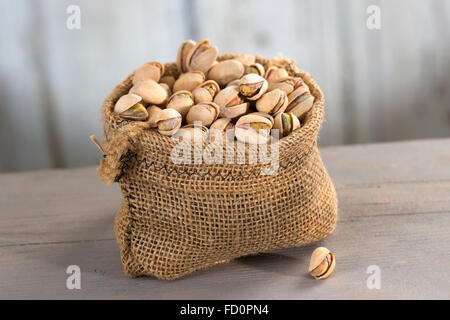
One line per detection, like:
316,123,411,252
159,83,172,98
207,59,245,86
129,79,168,105
286,86,315,118
255,89,288,115
174,123,209,142
209,118,235,141
146,105,162,128
308,247,336,280
159,75,176,90
173,71,206,92
268,77,297,94
226,79,241,88
176,40,196,73
245,63,265,77
133,61,164,84
264,66,289,83
214,86,249,118
235,114,273,144
155,108,182,136
186,102,220,127
192,80,220,104
273,112,300,137
186,39,219,74
234,53,256,66
166,90,194,118
239,74,268,101
246,112,274,125
114,94,148,121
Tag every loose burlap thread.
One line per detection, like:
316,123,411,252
98,54,338,280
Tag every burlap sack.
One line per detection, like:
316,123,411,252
97,54,338,280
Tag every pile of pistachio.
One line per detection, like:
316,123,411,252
114,39,315,144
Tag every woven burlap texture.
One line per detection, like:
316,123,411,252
99,54,338,280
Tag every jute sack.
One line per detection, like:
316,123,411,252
97,54,338,280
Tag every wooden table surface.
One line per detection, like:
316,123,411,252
1,139,449,299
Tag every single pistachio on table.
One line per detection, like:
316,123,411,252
286,85,315,119
245,63,265,77
114,93,148,121
155,108,182,136
265,66,289,83
268,76,298,94
255,88,288,115
234,53,256,66
173,123,209,142
235,114,273,145
129,79,168,105
159,75,176,90
214,86,249,119
146,105,162,128
192,80,220,104
133,61,164,84
185,39,219,74
186,102,220,127
173,71,205,92
239,74,268,101
273,112,300,137
176,40,196,73
308,247,336,280
166,90,195,118
207,59,245,86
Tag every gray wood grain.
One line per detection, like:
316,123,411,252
0,139,449,299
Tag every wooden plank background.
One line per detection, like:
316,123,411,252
1,0,449,172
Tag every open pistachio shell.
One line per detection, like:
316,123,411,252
159,83,172,98
129,79,168,105
286,86,315,118
264,66,289,83
176,40,196,73
159,76,176,90
146,105,162,128
273,112,300,137
174,124,209,142
209,118,234,141
186,102,220,127
239,73,268,101
226,79,241,88
255,89,288,115
246,112,274,125
245,63,265,76
235,114,273,145
192,80,220,104
308,247,336,280
119,102,148,121
173,71,206,92
268,77,297,94
207,59,245,86
214,86,248,118
166,90,194,118
186,39,219,74
114,93,143,114
155,108,182,136
133,61,164,84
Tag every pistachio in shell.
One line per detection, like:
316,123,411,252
159,82,172,98
176,40,196,73
114,93,148,121
273,112,300,137
155,108,182,136
235,114,273,145
308,247,336,280
268,77,297,94
207,59,245,86
286,86,315,119
159,75,176,90
245,63,265,76
265,66,289,83
186,102,220,127
129,79,168,105
239,73,268,101
166,90,195,118
192,80,220,104
209,118,235,142
133,61,164,84
226,79,241,88
246,112,274,125
186,39,219,74
173,71,205,92
146,105,162,128
255,89,288,115
214,86,249,118
173,123,209,142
